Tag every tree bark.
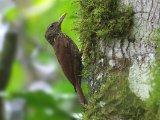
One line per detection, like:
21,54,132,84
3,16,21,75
78,0,160,119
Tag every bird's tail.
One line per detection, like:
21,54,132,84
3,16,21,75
75,82,87,105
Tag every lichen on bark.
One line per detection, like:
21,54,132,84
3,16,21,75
76,0,160,119
143,29,160,119
77,0,134,92
76,0,147,119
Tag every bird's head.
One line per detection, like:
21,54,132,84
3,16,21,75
45,13,66,45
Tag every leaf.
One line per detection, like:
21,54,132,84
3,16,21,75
6,61,26,92
4,7,19,22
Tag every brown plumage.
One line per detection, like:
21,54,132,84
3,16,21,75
45,13,87,105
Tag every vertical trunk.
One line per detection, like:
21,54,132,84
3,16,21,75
0,98,4,120
0,29,18,120
77,0,160,119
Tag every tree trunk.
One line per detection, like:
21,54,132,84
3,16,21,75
78,0,160,119
0,29,17,120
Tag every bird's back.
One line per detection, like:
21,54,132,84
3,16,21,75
52,33,82,86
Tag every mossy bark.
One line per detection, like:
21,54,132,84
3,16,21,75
77,0,160,119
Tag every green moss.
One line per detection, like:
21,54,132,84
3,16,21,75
76,0,134,78
76,0,160,119
83,71,145,120
78,0,133,39
144,29,160,119
75,0,147,119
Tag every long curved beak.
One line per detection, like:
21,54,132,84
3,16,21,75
56,13,67,27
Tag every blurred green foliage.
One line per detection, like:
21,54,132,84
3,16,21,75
4,0,81,93
11,91,76,120
2,0,87,119
5,0,80,45
6,61,27,92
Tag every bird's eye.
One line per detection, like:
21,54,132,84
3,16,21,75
48,24,54,29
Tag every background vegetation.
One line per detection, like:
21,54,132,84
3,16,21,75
0,0,87,120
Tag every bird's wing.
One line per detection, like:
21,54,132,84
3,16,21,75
69,38,82,84
53,35,77,86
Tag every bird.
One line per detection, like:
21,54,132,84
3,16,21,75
45,13,87,105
